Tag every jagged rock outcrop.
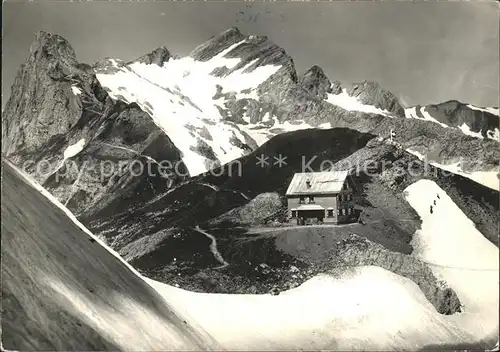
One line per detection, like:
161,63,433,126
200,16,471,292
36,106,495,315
131,46,171,66
348,80,405,116
209,192,284,226
2,31,109,159
299,65,332,99
191,28,297,81
42,100,188,217
329,80,343,95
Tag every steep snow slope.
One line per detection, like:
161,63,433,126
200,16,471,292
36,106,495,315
95,39,281,176
404,179,499,341
1,159,217,350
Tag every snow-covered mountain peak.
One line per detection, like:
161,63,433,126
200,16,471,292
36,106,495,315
190,27,297,83
95,31,287,175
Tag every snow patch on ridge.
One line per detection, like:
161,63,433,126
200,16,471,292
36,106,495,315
487,128,500,141
326,89,392,117
51,138,86,176
419,107,449,128
148,263,487,350
404,179,499,338
405,106,448,128
459,123,483,139
467,105,500,116
239,118,336,147
405,106,500,141
406,149,499,191
64,139,86,160
71,86,82,95
238,113,332,147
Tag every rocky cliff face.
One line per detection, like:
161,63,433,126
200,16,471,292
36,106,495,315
2,32,106,159
41,100,188,217
299,65,333,100
348,80,405,116
3,31,187,217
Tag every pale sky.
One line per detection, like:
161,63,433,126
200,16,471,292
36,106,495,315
2,0,499,107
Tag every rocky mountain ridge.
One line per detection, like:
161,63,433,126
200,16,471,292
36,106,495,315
95,28,498,184
4,29,499,194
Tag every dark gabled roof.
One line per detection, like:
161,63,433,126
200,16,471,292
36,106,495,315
286,171,349,196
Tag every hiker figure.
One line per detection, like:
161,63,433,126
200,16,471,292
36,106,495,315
430,205,434,214
437,194,440,199
433,200,437,205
